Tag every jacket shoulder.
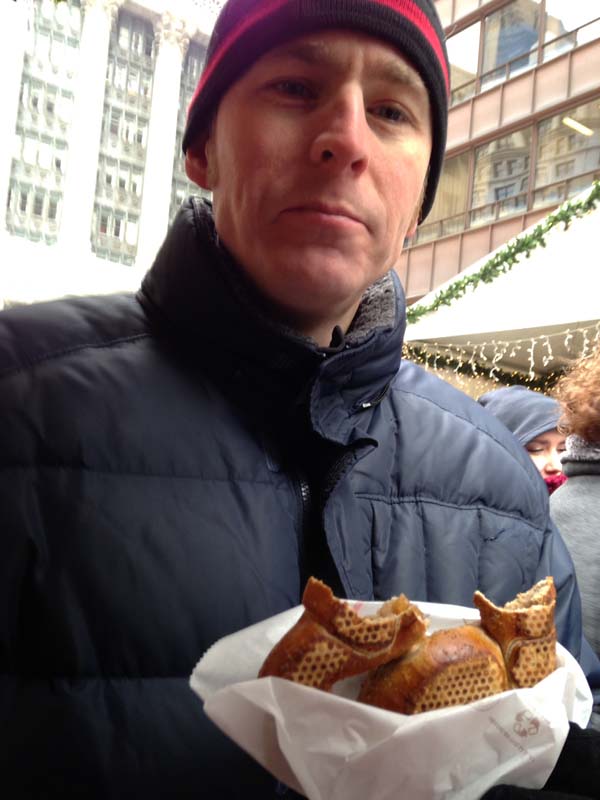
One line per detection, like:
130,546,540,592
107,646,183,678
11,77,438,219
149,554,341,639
0,293,148,380
387,359,548,522
392,360,527,451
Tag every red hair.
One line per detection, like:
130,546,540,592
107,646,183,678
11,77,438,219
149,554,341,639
555,346,600,443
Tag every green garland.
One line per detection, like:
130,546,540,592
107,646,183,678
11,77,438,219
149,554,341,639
406,180,600,325
404,344,562,392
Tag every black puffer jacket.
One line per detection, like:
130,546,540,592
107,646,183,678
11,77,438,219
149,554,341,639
0,200,593,799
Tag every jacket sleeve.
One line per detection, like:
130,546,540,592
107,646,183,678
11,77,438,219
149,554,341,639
537,516,600,687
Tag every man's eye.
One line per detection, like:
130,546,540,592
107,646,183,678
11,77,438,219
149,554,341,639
371,105,407,123
273,80,313,98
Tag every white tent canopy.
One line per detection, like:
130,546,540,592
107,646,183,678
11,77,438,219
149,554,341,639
404,184,600,376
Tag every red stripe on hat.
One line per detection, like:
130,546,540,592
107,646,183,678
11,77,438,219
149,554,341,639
378,0,449,92
188,0,449,118
188,0,291,113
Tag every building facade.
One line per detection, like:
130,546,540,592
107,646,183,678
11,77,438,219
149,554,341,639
400,0,600,302
1,0,212,298
1,0,599,306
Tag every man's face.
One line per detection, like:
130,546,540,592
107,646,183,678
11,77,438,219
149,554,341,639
187,29,432,343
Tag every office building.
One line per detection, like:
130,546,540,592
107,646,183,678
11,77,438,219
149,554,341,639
2,0,599,307
400,0,600,302
0,0,213,304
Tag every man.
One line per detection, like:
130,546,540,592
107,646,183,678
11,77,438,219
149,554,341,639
0,1,597,798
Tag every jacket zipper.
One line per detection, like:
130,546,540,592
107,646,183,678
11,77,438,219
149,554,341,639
297,473,312,585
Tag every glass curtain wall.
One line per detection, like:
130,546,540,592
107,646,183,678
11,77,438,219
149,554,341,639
412,97,600,245
480,0,541,92
169,38,210,225
416,153,470,243
91,9,155,265
471,128,532,224
447,1,600,107
534,101,600,207
5,0,82,243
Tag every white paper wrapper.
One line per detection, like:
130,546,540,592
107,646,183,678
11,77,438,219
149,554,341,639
190,601,592,800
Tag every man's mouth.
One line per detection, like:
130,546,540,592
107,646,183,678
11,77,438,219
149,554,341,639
281,202,368,230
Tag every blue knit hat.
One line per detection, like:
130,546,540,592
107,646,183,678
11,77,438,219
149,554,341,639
478,386,560,446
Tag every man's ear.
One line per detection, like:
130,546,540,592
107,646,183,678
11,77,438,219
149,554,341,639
185,133,217,190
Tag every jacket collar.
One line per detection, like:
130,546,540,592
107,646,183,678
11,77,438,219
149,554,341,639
138,198,407,444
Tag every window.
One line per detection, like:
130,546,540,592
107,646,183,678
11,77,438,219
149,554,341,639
127,68,139,95
495,184,515,201
113,216,123,239
555,160,575,179
481,0,541,88
23,138,38,166
446,22,480,105
472,127,532,210
118,25,129,51
140,73,152,99
131,32,143,57
19,191,28,213
38,142,52,170
36,32,51,62
114,63,126,91
131,170,142,196
33,194,44,217
50,38,65,69
57,94,72,123
126,218,138,246
426,152,471,225
535,100,600,191
109,109,120,137
543,4,600,58
99,212,109,234
48,197,58,220
64,39,79,76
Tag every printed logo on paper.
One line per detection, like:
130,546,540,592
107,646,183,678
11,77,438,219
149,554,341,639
513,710,540,738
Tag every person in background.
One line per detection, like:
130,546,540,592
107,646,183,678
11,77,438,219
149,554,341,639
551,346,600,730
0,0,598,797
478,385,567,494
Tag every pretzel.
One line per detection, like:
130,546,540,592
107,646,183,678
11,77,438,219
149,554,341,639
258,577,427,690
474,576,557,687
358,624,508,714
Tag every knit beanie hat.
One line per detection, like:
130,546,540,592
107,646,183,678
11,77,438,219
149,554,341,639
478,386,561,447
182,0,449,221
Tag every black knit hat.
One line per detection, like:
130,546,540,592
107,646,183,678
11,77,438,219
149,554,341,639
182,0,449,221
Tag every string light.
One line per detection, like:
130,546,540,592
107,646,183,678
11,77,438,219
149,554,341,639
403,320,600,396
527,338,536,381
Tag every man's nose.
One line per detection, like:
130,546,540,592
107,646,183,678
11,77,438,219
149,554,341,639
309,87,370,175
